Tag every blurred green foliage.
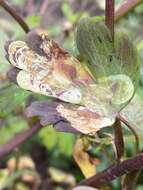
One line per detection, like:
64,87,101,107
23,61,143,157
39,126,74,156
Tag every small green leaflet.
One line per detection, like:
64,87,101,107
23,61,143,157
121,93,143,148
76,17,141,107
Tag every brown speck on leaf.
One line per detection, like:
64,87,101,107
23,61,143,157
60,63,77,80
111,82,118,93
51,40,69,59
77,110,100,119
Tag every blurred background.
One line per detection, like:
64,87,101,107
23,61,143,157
0,0,143,189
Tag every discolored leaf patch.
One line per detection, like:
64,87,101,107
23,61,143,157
25,101,115,134
5,21,140,135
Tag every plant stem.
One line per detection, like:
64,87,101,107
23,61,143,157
26,0,34,15
122,170,141,190
78,152,143,188
0,122,43,159
118,116,140,190
119,116,139,153
39,0,49,16
0,0,30,33
113,118,124,162
115,0,142,21
105,0,115,40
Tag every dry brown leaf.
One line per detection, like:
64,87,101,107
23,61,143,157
73,138,99,178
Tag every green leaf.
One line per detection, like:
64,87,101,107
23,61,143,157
76,17,140,107
76,16,113,79
75,17,140,87
62,2,73,20
26,15,42,29
121,94,143,149
0,85,30,117
38,126,74,156
114,32,140,88
0,117,28,145
11,0,26,5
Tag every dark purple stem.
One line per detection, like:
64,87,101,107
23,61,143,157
0,122,43,159
77,152,143,188
0,0,30,33
105,0,115,40
113,118,124,162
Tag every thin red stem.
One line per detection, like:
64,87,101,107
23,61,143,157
105,0,115,40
